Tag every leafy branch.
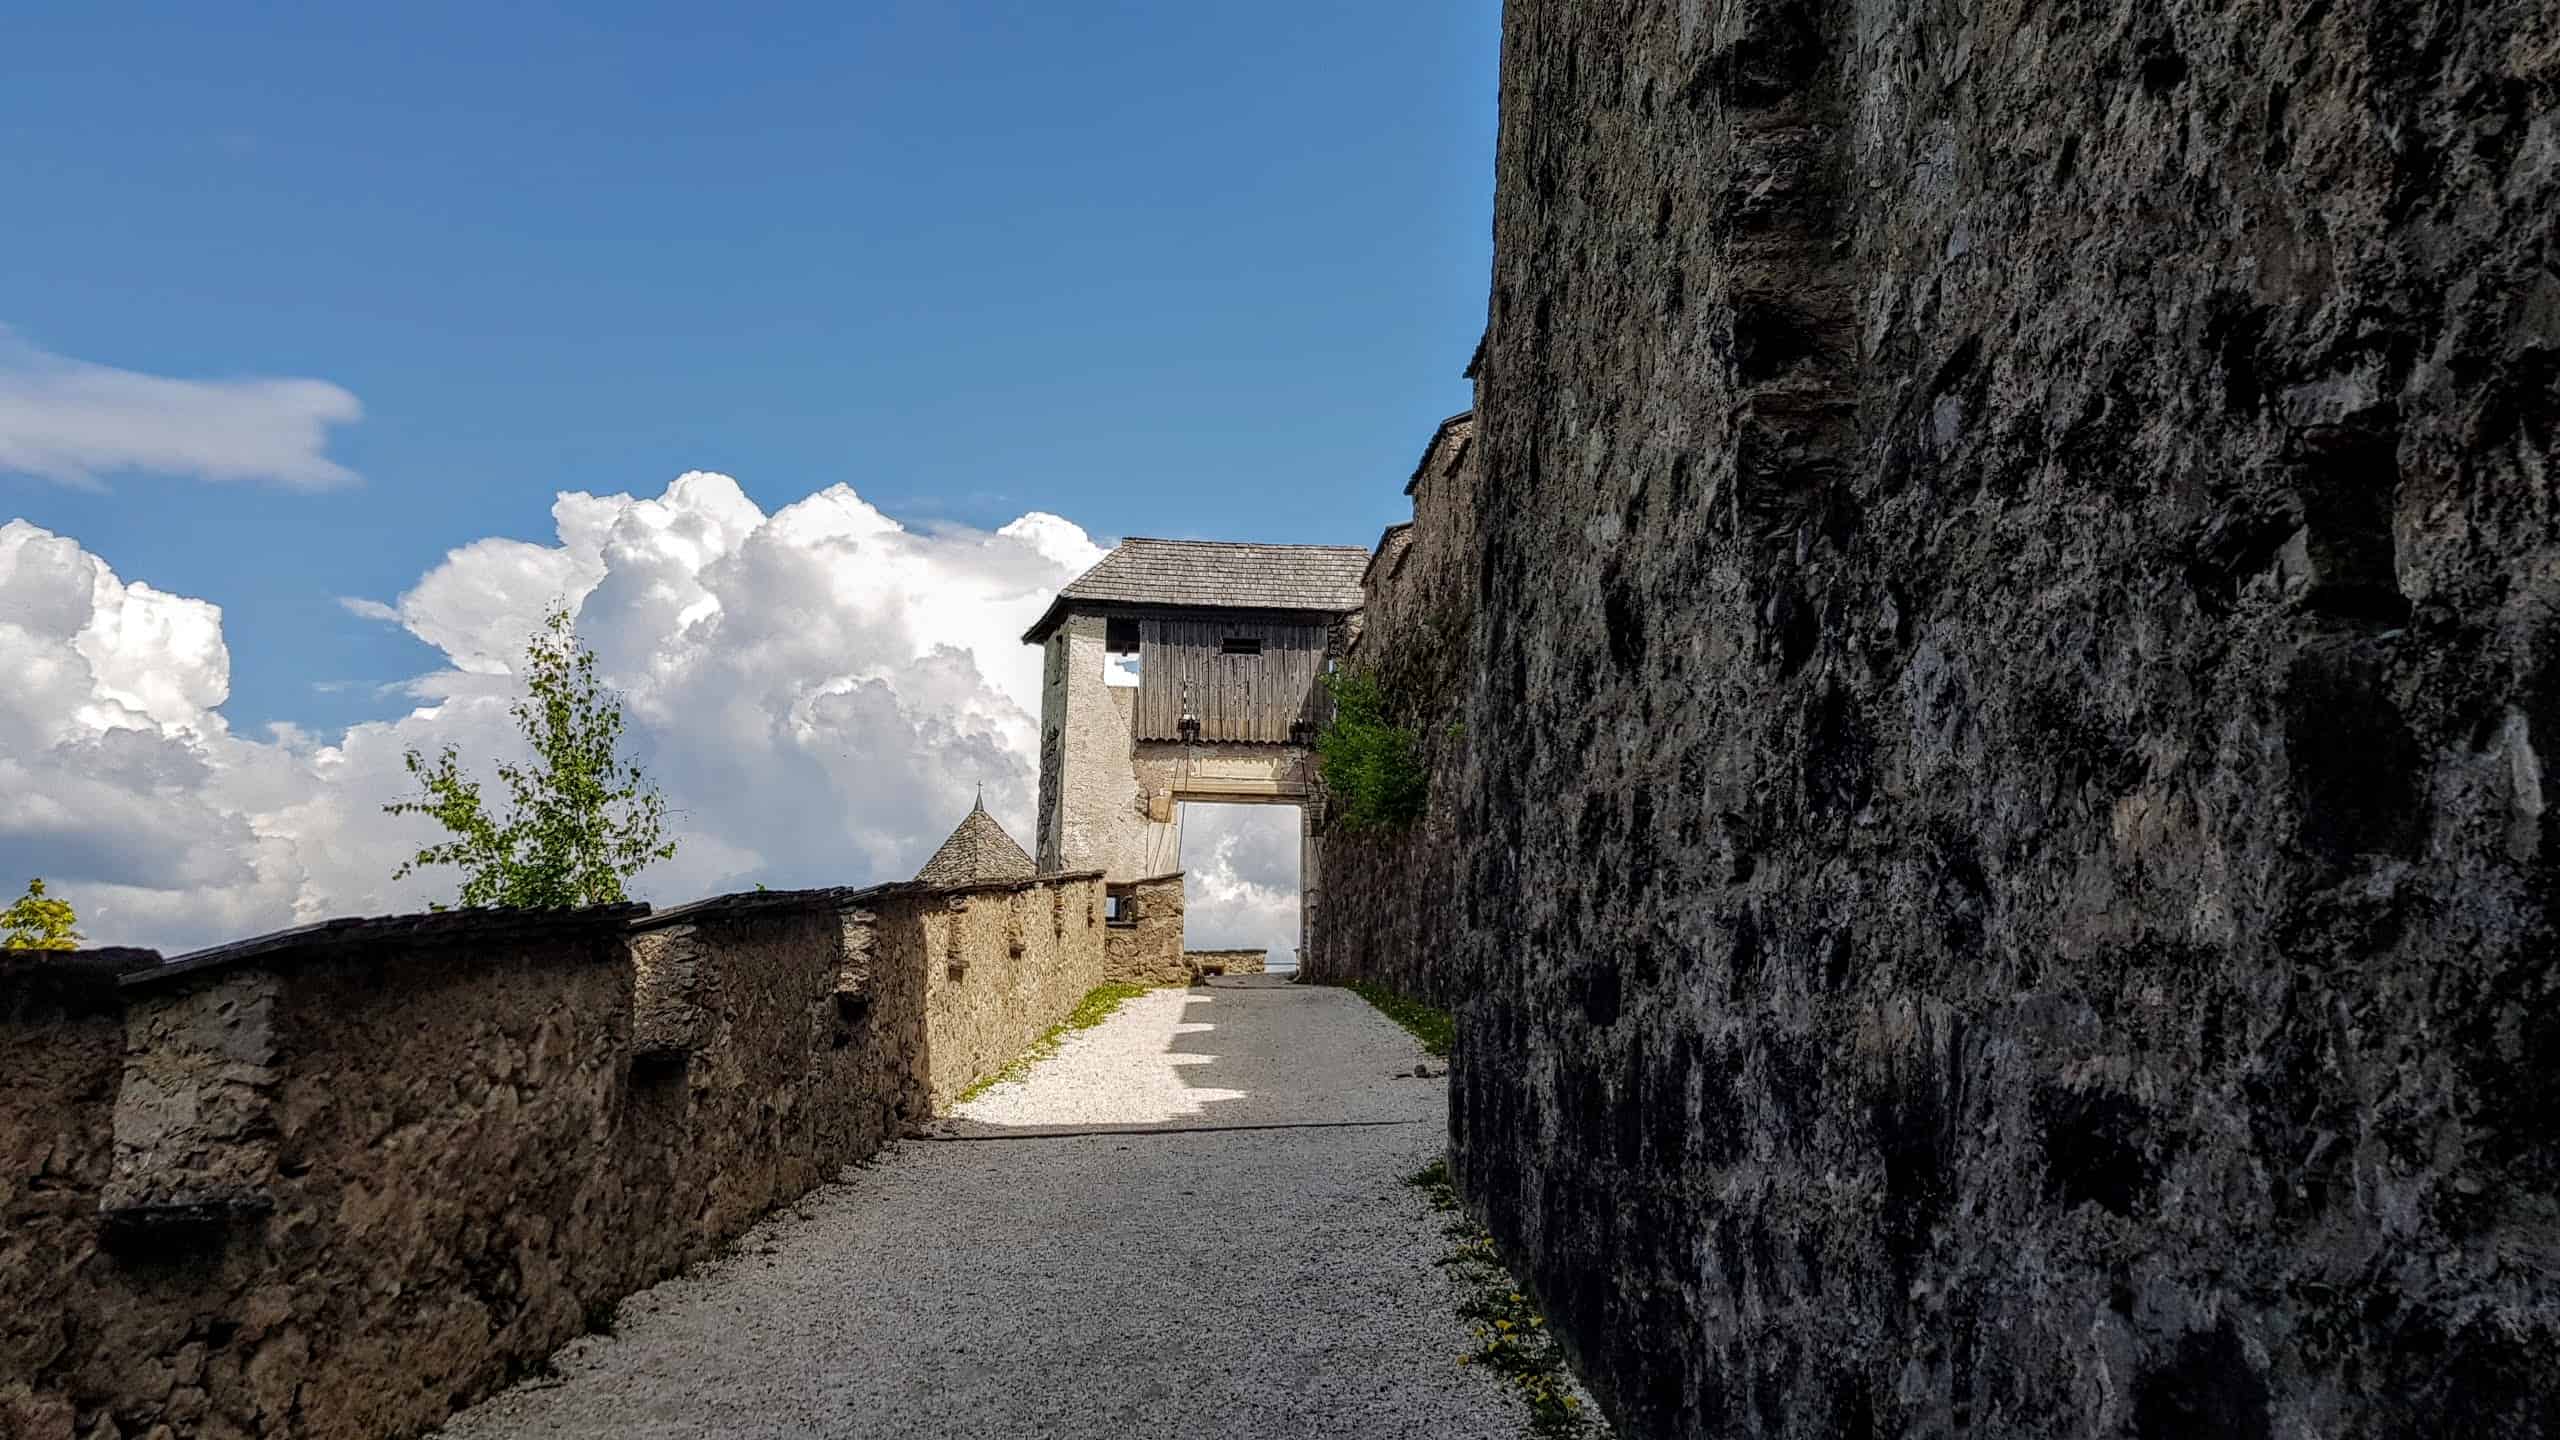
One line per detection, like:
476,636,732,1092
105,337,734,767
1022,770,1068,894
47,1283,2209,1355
385,605,675,908
1316,667,1430,831
3,877,82,951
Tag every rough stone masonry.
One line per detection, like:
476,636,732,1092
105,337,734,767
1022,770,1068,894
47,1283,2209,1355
0,868,1113,1440
1411,1,2557,1436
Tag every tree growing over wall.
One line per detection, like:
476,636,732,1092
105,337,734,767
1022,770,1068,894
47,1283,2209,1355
1316,669,1429,831
3,877,82,950
385,605,675,908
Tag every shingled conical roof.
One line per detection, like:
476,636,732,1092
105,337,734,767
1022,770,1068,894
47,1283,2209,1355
915,794,1037,888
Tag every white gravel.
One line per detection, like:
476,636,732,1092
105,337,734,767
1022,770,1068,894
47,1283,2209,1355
951,974,1440,1132
437,976,1521,1439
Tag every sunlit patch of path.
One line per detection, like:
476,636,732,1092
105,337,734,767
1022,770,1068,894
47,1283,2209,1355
438,977,1519,1439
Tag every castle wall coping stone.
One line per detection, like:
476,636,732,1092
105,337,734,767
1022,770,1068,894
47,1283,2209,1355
921,868,1105,900
0,947,163,1010
1360,522,1417,590
1404,409,1475,495
128,905,647,993
629,883,911,934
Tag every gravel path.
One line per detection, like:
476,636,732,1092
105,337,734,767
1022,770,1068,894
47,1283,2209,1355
437,976,1523,1440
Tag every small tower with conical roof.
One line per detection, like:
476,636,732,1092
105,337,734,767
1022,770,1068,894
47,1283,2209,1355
915,792,1037,889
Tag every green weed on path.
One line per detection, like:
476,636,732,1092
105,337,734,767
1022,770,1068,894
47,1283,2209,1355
1341,981,1454,1058
1406,1159,1601,1437
956,982,1158,1103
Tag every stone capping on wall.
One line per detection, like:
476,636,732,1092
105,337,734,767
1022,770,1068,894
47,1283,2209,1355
1359,522,1416,595
125,905,650,993
1183,948,1267,977
922,867,1105,901
1403,409,1474,495
626,882,905,934
0,947,164,1003
0,949,164,1034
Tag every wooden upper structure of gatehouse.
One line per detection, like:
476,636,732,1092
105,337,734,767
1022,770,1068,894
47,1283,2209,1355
1024,537,1369,747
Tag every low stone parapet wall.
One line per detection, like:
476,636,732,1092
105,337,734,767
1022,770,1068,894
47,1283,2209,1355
622,888,933,1273
1100,873,1187,986
7,908,650,1440
0,869,1112,1440
1183,948,1267,977
895,869,1107,1109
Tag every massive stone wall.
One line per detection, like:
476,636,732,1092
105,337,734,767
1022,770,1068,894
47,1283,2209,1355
1379,1,2559,1436
1305,412,1484,1005
0,871,1111,1440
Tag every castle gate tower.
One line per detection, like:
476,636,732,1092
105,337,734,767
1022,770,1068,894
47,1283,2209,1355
1021,538,1369,961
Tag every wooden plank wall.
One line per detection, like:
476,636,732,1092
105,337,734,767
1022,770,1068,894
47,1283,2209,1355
1135,618,1328,742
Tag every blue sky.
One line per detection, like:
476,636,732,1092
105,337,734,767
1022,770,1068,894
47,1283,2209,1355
3,0,1496,738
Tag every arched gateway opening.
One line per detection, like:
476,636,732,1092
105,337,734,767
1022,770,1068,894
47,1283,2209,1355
1020,537,1366,981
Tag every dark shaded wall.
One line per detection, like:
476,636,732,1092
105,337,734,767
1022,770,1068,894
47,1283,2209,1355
1439,1,2558,1436
1306,415,1486,1006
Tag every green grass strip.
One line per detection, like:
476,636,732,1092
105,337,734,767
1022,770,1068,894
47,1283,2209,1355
956,981,1158,1103
1406,1159,1596,1437
1343,980,1454,1058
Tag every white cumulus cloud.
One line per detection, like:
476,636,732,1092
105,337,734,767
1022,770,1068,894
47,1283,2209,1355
0,327,361,489
3,474,1306,959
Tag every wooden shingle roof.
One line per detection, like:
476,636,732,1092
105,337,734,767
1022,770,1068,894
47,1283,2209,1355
1021,538,1370,642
